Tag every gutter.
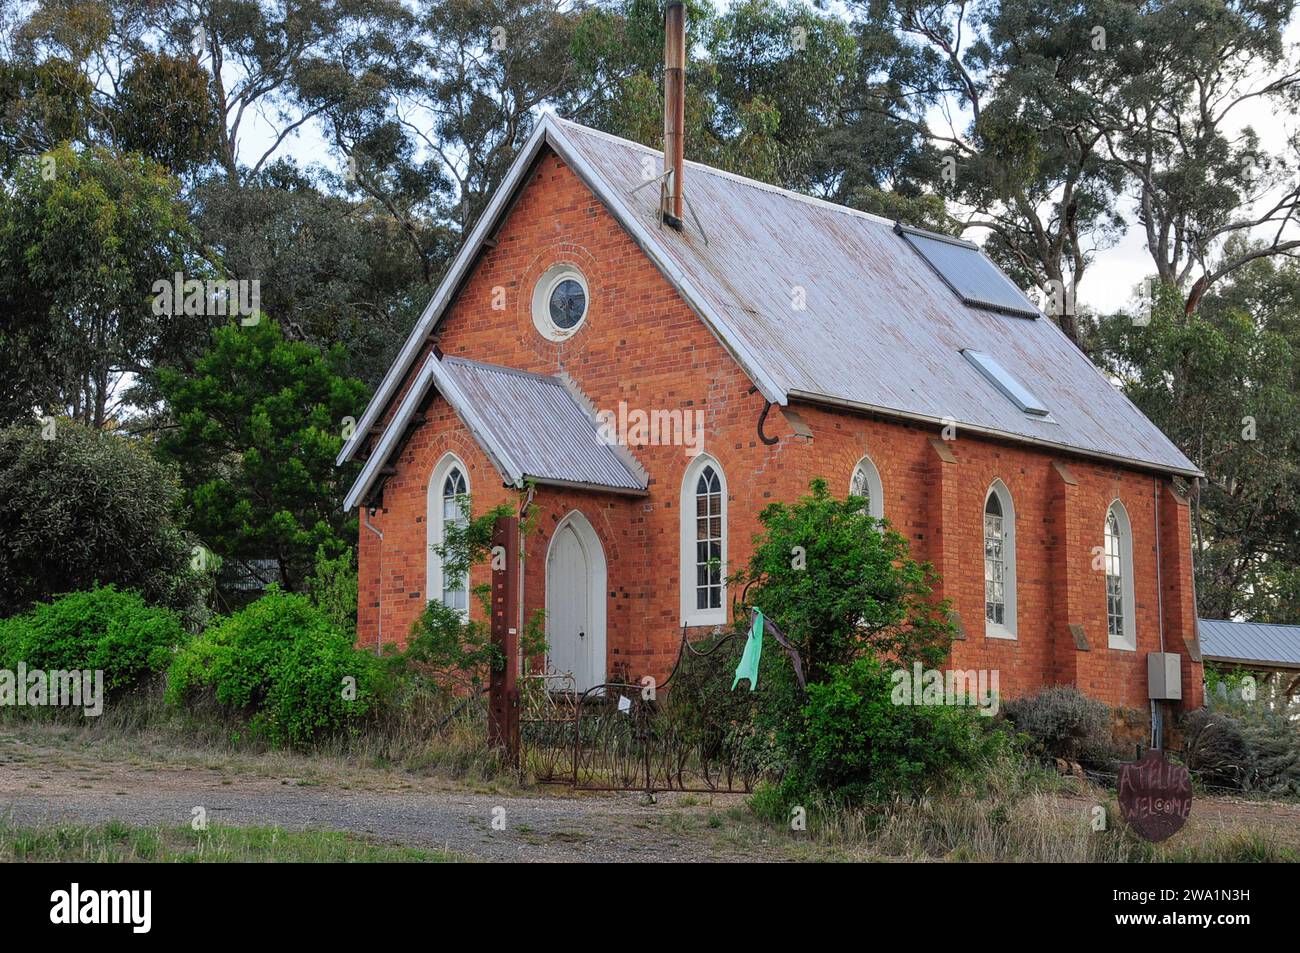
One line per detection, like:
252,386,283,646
526,475,649,497
1202,655,1300,672
786,388,1204,481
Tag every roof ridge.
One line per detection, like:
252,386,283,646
551,115,899,231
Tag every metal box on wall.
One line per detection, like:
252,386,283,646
1147,652,1183,700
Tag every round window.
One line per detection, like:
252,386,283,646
548,278,586,330
531,265,589,341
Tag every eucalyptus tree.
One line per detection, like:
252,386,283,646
1092,0,1300,316
846,0,1300,337
1089,251,1300,621
0,144,199,428
845,0,1130,341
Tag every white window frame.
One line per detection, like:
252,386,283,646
531,264,589,342
680,453,727,627
427,452,470,615
849,454,885,519
1105,500,1138,651
983,480,1017,640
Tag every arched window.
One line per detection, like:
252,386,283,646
849,454,885,519
1105,501,1137,650
983,481,1017,639
680,455,727,626
428,454,470,614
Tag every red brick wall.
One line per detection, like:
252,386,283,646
355,147,1203,715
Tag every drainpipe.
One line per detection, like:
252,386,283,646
363,506,384,656
1153,477,1166,655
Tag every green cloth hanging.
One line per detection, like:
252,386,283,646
732,609,764,691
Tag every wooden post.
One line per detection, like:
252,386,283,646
488,515,520,764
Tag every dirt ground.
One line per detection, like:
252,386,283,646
3,724,1298,862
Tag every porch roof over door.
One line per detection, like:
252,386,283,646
343,356,648,510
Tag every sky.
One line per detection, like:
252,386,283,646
1074,16,1300,313
232,6,1300,317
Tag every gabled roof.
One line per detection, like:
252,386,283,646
341,114,1200,479
1199,618,1300,670
343,356,646,510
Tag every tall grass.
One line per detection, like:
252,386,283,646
0,680,511,785
747,755,1300,862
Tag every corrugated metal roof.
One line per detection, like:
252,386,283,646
442,358,647,493
341,115,1200,479
342,353,647,509
1198,618,1300,669
554,118,1199,476
444,356,647,491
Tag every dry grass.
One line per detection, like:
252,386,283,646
739,760,1300,862
0,687,513,792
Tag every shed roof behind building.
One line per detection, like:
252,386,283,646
1198,618,1300,670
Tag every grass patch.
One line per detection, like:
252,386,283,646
0,819,463,863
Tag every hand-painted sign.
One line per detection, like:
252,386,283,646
1117,749,1192,842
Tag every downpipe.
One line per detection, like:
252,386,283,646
364,506,384,655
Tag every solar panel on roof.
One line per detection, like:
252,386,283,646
898,226,1039,318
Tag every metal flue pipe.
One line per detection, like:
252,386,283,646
663,1,686,228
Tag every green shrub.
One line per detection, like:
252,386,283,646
307,545,357,637
1002,686,1119,764
727,478,969,802
0,422,210,624
0,587,186,694
782,655,1006,802
166,588,385,747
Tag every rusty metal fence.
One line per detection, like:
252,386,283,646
520,630,765,793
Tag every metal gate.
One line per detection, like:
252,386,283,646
520,630,764,793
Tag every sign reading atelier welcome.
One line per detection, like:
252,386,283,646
1117,750,1193,842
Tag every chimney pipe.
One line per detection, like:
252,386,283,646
663,1,685,229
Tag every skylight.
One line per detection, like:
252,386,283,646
962,350,1050,416
897,225,1039,318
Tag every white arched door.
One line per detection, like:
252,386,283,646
545,513,607,692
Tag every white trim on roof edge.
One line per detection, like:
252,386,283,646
337,113,786,468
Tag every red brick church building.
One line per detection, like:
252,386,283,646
338,52,1205,720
